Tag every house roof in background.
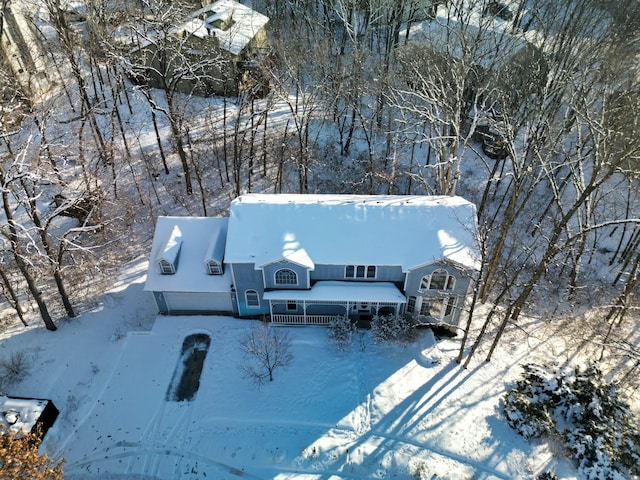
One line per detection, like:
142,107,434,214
144,216,231,293
400,13,534,69
225,194,480,271
181,0,269,55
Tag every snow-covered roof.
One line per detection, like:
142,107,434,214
0,396,51,435
400,14,534,69
225,194,480,271
263,281,406,303
204,225,226,264
157,225,182,266
144,216,232,293
180,0,269,56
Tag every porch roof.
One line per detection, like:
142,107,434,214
263,281,406,303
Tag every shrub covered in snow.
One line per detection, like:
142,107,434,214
0,351,32,390
503,362,640,480
327,315,357,350
371,314,416,344
536,472,558,480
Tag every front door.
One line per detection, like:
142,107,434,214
353,302,373,328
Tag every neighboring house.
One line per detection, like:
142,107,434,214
144,194,481,331
127,0,269,95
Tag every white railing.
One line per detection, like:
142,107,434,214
271,314,335,326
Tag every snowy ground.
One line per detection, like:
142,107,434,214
0,257,581,479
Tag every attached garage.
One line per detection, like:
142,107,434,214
145,216,236,316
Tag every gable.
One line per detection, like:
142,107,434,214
225,194,480,272
156,225,183,274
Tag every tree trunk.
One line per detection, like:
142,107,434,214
0,172,56,331
20,179,76,318
0,265,28,327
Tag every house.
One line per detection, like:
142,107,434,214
144,194,481,331
0,396,59,439
127,0,269,96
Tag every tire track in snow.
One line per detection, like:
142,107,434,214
65,445,263,479
352,332,371,436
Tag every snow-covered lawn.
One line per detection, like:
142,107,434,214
0,259,578,479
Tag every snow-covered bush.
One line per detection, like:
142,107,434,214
371,314,416,344
0,351,32,389
327,315,357,350
410,460,434,479
503,362,640,480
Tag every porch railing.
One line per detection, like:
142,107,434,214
271,314,335,326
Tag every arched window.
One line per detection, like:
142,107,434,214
420,269,455,291
245,290,260,308
275,268,298,285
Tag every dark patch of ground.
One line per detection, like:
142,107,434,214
166,333,211,402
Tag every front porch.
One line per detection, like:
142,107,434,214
263,281,406,326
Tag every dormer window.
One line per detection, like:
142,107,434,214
207,260,223,275
159,259,175,275
156,225,182,275
204,226,226,276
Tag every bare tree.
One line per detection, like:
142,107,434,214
120,0,225,199
0,155,57,331
239,322,293,385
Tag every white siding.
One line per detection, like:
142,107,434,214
164,292,233,313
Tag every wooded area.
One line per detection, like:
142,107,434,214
0,0,639,398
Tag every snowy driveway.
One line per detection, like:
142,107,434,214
57,316,547,479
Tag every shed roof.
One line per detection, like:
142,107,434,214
0,396,56,435
225,194,480,271
144,216,231,293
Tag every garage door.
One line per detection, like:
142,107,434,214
164,292,233,314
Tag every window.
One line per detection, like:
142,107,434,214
275,268,298,285
420,269,455,291
207,261,222,275
444,297,456,317
407,296,416,314
287,301,297,312
159,260,175,275
420,298,443,317
345,265,377,279
245,290,260,308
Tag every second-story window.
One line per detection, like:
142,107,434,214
275,268,298,285
345,265,377,279
420,269,455,291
